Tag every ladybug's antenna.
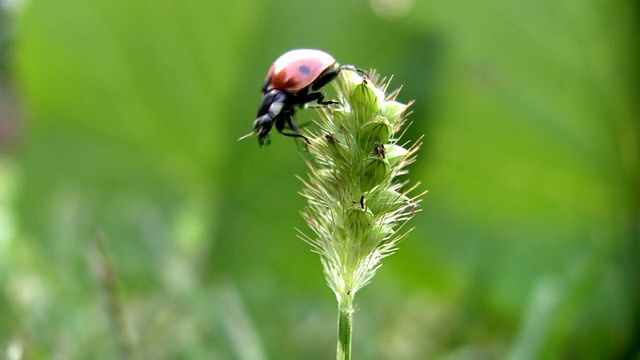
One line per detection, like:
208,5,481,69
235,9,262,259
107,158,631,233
238,132,255,141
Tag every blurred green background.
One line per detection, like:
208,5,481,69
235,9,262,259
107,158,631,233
0,0,638,358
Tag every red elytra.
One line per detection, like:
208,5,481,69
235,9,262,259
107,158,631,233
264,49,337,93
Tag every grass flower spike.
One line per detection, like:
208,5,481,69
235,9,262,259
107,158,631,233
298,69,424,359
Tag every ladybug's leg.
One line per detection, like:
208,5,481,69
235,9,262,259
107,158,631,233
310,68,340,91
275,112,310,144
310,64,366,92
299,91,339,107
339,64,367,76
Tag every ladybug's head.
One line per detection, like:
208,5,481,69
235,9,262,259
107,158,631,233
253,89,291,146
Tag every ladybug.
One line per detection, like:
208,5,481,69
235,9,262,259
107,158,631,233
250,49,352,146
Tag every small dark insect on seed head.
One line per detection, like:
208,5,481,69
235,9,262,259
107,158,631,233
373,142,386,158
325,132,340,143
360,195,366,209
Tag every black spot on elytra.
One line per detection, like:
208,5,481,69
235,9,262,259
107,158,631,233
299,65,311,75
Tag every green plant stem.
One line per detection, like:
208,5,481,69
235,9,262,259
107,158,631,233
337,295,354,360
